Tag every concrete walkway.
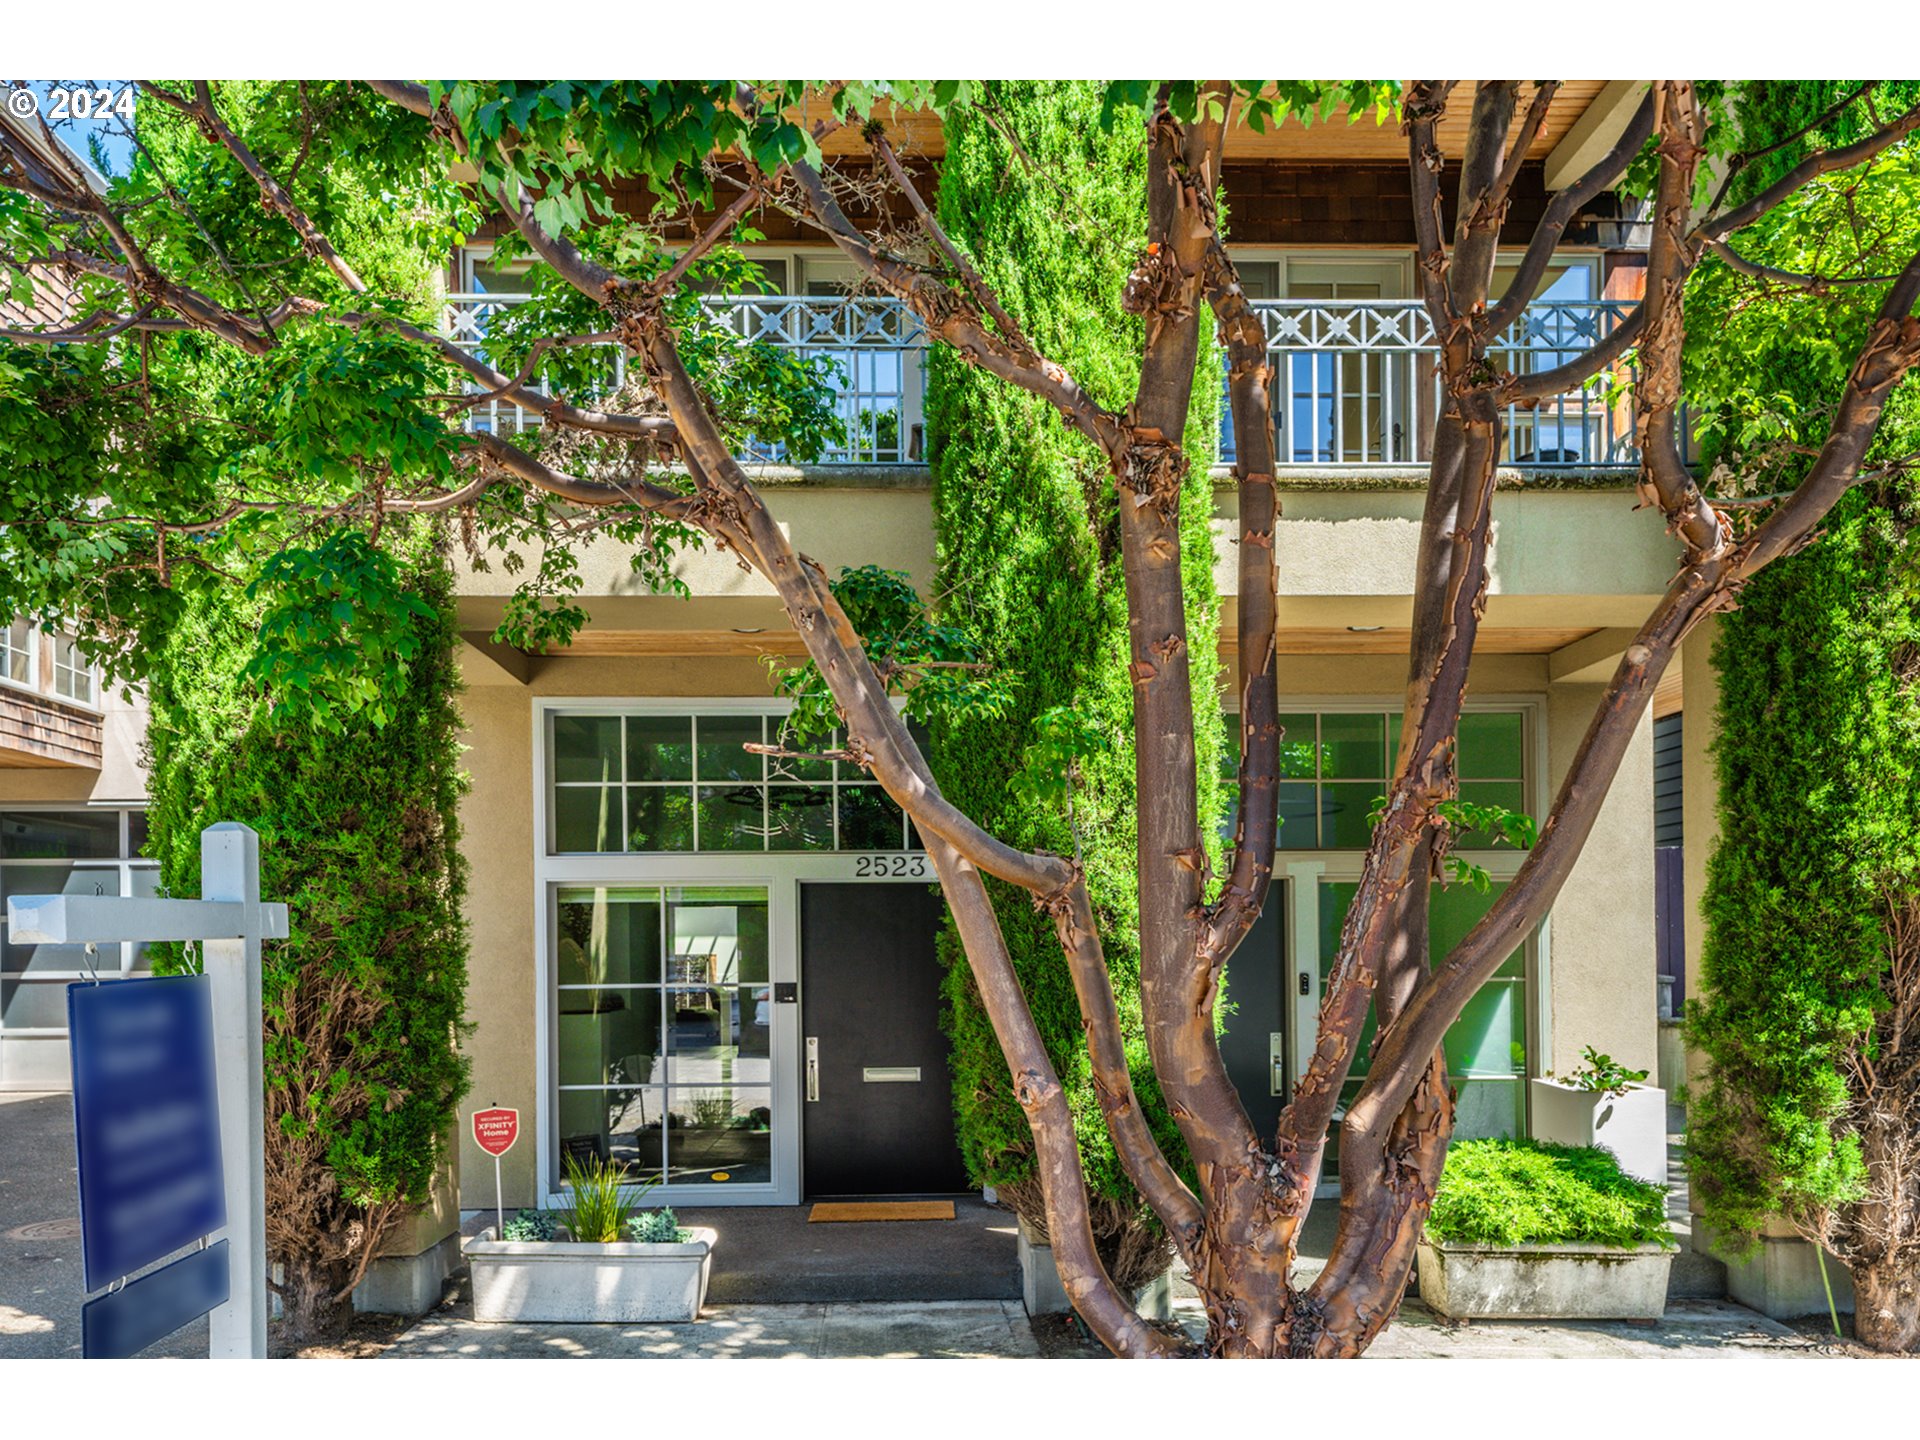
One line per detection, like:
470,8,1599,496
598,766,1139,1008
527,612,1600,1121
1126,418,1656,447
382,1299,1041,1359
380,1293,1828,1359
0,1087,1843,1361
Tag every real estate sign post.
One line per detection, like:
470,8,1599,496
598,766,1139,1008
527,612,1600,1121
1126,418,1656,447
6,823,288,1359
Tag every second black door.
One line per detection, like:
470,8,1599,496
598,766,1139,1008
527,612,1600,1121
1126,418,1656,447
800,882,968,1197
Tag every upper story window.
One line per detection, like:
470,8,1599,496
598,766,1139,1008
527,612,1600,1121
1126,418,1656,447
50,634,96,707
1,622,33,687
547,708,912,855
0,622,99,709
1221,707,1531,851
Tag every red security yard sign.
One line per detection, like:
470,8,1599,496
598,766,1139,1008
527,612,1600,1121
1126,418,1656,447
472,1106,519,1237
472,1107,519,1157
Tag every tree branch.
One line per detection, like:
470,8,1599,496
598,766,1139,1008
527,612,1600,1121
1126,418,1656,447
1403,81,1457,336
1497,300,1646,403
162,81,368,293
1702,237,1911,294
1700,98,1920,243
1484,88,1656,339
870,125,1029,352
782,155,1130,466
1201,239,1280,965
1634,82,1727,566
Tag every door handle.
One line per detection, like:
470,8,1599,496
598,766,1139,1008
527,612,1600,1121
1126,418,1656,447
806,1036,819,1102
1270,1032,1287,1097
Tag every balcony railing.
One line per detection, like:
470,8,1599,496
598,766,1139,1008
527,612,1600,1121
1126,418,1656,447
1220,299,1651,469
445,293,1652,471
445,292,926,465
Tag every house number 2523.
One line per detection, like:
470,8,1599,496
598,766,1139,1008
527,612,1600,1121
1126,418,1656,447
852,854,932,879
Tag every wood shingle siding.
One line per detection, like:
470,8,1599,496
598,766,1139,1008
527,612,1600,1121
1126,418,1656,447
0,689,103,768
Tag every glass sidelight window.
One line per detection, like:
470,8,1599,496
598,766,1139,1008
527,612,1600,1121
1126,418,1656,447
554,885,773,1188
549,710,910,854
1316,878,1531,1159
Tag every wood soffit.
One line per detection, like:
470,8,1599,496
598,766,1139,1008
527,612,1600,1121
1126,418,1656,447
805,84,1611,164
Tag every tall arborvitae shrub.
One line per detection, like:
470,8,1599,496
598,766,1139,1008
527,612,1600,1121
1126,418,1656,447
143,537,470,1341
926,81,1224,1287
1686,80,1920,1351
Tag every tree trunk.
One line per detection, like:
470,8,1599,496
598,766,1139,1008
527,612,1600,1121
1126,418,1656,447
275,1251,355,1346
1851,1259,1920,1352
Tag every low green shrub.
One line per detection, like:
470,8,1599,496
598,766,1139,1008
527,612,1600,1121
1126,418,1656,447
1424,1138,1675,1249
501,1209,558,1242
626,1208,692,1244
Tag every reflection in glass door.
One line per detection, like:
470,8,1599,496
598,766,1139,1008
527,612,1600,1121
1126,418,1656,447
554,885,773,1189
1312,879,1530,1171
1284,261,1412,464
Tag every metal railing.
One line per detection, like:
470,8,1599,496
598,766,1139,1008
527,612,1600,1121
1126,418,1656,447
1221,299,1649,468
444,292,926,465
445,293,1650,470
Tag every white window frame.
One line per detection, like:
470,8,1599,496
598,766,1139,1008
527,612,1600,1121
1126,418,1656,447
0,805,157,1049
0,620,36,692
0,623,102,714
48,631,98,709
531,696,933,1209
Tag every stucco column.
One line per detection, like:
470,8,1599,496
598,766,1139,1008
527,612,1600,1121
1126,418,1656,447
457,684,542,1209
1543,683,1657,1076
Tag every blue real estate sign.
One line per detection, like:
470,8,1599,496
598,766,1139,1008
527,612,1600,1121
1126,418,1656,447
68,975,228,1342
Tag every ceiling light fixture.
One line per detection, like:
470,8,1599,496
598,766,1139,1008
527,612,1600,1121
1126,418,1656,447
1346,625,1385,633
732,627,767,635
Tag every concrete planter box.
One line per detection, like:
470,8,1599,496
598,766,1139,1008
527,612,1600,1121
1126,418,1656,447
1017,1216,1172,1321
1529,1077,1668,1184
465,1226,715,1323
1417,1237,1675,1320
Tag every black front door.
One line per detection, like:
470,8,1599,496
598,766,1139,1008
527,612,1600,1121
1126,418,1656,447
1218,888,1287,1138
800,882,968,1197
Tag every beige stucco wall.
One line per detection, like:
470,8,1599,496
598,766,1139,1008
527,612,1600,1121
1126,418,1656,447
1213,482,1684,627
1544,684,1658,1076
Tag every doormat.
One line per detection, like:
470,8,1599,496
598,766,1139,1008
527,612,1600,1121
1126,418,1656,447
807,1201,956,1223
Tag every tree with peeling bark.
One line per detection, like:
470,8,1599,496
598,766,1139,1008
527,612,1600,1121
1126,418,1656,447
4,78,1920,1357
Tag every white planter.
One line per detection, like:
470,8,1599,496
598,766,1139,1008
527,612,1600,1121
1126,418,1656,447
465,1227,715,1323
1529,1077,1668,1185
1016,1216,1172,1321
1416,1237,1675,1321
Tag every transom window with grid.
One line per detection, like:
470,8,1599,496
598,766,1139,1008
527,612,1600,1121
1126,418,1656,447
1222,708,1530,851
547,710,912,854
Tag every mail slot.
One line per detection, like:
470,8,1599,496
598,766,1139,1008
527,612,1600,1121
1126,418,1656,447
862,1066,921,1083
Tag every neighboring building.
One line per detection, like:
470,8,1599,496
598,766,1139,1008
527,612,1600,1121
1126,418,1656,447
1,83,1688,1219
0,621,154,1088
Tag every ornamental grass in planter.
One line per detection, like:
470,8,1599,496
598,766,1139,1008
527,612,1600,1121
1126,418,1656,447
1416,1138,1677,1321
465,1154,715,1323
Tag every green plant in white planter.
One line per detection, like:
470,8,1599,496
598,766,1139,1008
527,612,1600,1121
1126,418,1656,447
1532,1044,1668,1183
1551,1045,1650,1099
627,1208,693,1244
1417,1139,1677,1321
465,1154,715,1323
